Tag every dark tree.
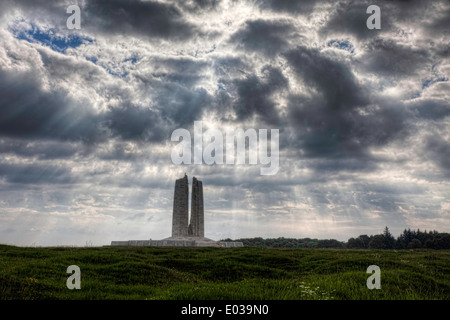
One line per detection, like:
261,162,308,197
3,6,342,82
407,238,422,249
368,235,385,249
383,226,396,249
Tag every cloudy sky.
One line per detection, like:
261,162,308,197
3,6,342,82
0,0,449,246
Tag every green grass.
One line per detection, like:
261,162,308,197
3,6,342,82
0,245,449,300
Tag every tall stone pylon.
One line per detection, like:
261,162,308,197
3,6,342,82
189,176,204,237
172,174,189,237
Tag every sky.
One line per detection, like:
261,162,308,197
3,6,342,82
0,0,449,246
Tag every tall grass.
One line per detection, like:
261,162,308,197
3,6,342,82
0,245,448,300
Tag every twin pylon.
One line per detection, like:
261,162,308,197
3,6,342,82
172,174,204,238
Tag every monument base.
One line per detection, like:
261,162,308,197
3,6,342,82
110,236,243,248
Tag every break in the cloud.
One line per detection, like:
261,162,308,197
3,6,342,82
0,0,449,246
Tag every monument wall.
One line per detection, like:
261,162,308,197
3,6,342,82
172,174,189,237
188,177,204,237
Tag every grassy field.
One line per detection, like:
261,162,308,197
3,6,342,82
0,245,449,300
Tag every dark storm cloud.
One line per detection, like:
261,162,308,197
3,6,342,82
426,6,450,35
156,86,212,126
232,65,288,125
424,135,450,175
285,46,367,109
229,19,295,57
321,0,434,40
255,0,317,15
135,58,213,127
148,57,209,87
321,1,390,39
104,105,169,142
0,68,101,143
412,99,450,120
0,162,75,185
435,43,450,58
359,38,431,78
322,0,450,44
0,138,80,160
284,46,408,158
84,0,200,40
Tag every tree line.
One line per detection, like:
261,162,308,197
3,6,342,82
224,227,450,249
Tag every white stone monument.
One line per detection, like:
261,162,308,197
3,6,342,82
111,175,243,248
